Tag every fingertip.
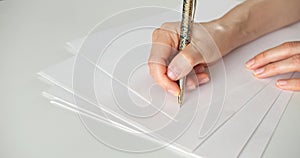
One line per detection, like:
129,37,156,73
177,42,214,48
245,59,255,69
156,78,180,96
167,68,179,81
275,79,300,91
167,89,180,96
253,67,266,77
186,79,196,90
148,61,181,95
156,74,180,96
165,80,180,96
252,73,263,79
276,80,288,87
198,76,210,85
186,73,210,90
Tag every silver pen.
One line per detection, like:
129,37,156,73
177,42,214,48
178,0,196,106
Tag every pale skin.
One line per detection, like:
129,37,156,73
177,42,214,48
148,0,300,96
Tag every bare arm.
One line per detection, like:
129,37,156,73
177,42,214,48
218,0,300,55
148,0,300,95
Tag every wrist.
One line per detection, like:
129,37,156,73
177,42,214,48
208,18,247,56
200,20,241,57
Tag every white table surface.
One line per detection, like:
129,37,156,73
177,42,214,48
0,0,299,157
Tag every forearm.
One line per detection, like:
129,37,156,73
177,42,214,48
215,0,300,55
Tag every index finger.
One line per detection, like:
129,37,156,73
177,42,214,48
150,27,179,62
148,60,180,96
246,41,300,70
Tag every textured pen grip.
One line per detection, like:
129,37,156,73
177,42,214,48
178,0,196,105
179,0,195,51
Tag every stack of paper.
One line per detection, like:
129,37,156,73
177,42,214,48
38,1,300,157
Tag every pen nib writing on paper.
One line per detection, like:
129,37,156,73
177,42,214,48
178,0,196,106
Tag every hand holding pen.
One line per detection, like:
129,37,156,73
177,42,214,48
148,20,223,102
148,0,300,105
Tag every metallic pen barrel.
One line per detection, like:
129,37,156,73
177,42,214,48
178,0,196,106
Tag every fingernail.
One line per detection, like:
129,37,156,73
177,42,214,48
277,80,287,86
167,68,180,80
167,70,177,80
186,80,196,90
246,59,255,68
187,85,196,90
168,89,179,96
199,77,210,84
195,66,205,73
254,67,265,76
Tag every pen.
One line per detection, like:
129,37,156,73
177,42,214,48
178,0,196,106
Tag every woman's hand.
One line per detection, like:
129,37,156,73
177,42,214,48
148,0,300,96
246,41,300,91
148,21,232,96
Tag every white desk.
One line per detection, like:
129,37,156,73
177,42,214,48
0,0,299,157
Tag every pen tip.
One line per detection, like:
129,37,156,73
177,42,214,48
178,95,183,107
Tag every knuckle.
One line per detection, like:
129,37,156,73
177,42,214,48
291,54,300,65
160,22,180,34
261,52,267,59
253,51,268,64
147,63,155,76
161,22,170,28
282,41,297,48
281,42,294,49
152,28,160,38
160,22,174,29
281,42,298,55
148,62,152,70
258,52,268,61
148,55,154,63
266,63,276,71
147,57,154,66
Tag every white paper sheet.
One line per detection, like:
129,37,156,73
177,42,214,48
68,20,300,152
42,84,139,133
42,73,297,158
238,91,295,158
193,73,293,158
42,85,202,158
39,19,300,158
47,100,180,155
237,74,300,158
38,0,300,156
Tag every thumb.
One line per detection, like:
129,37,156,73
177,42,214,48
167,44,204,81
